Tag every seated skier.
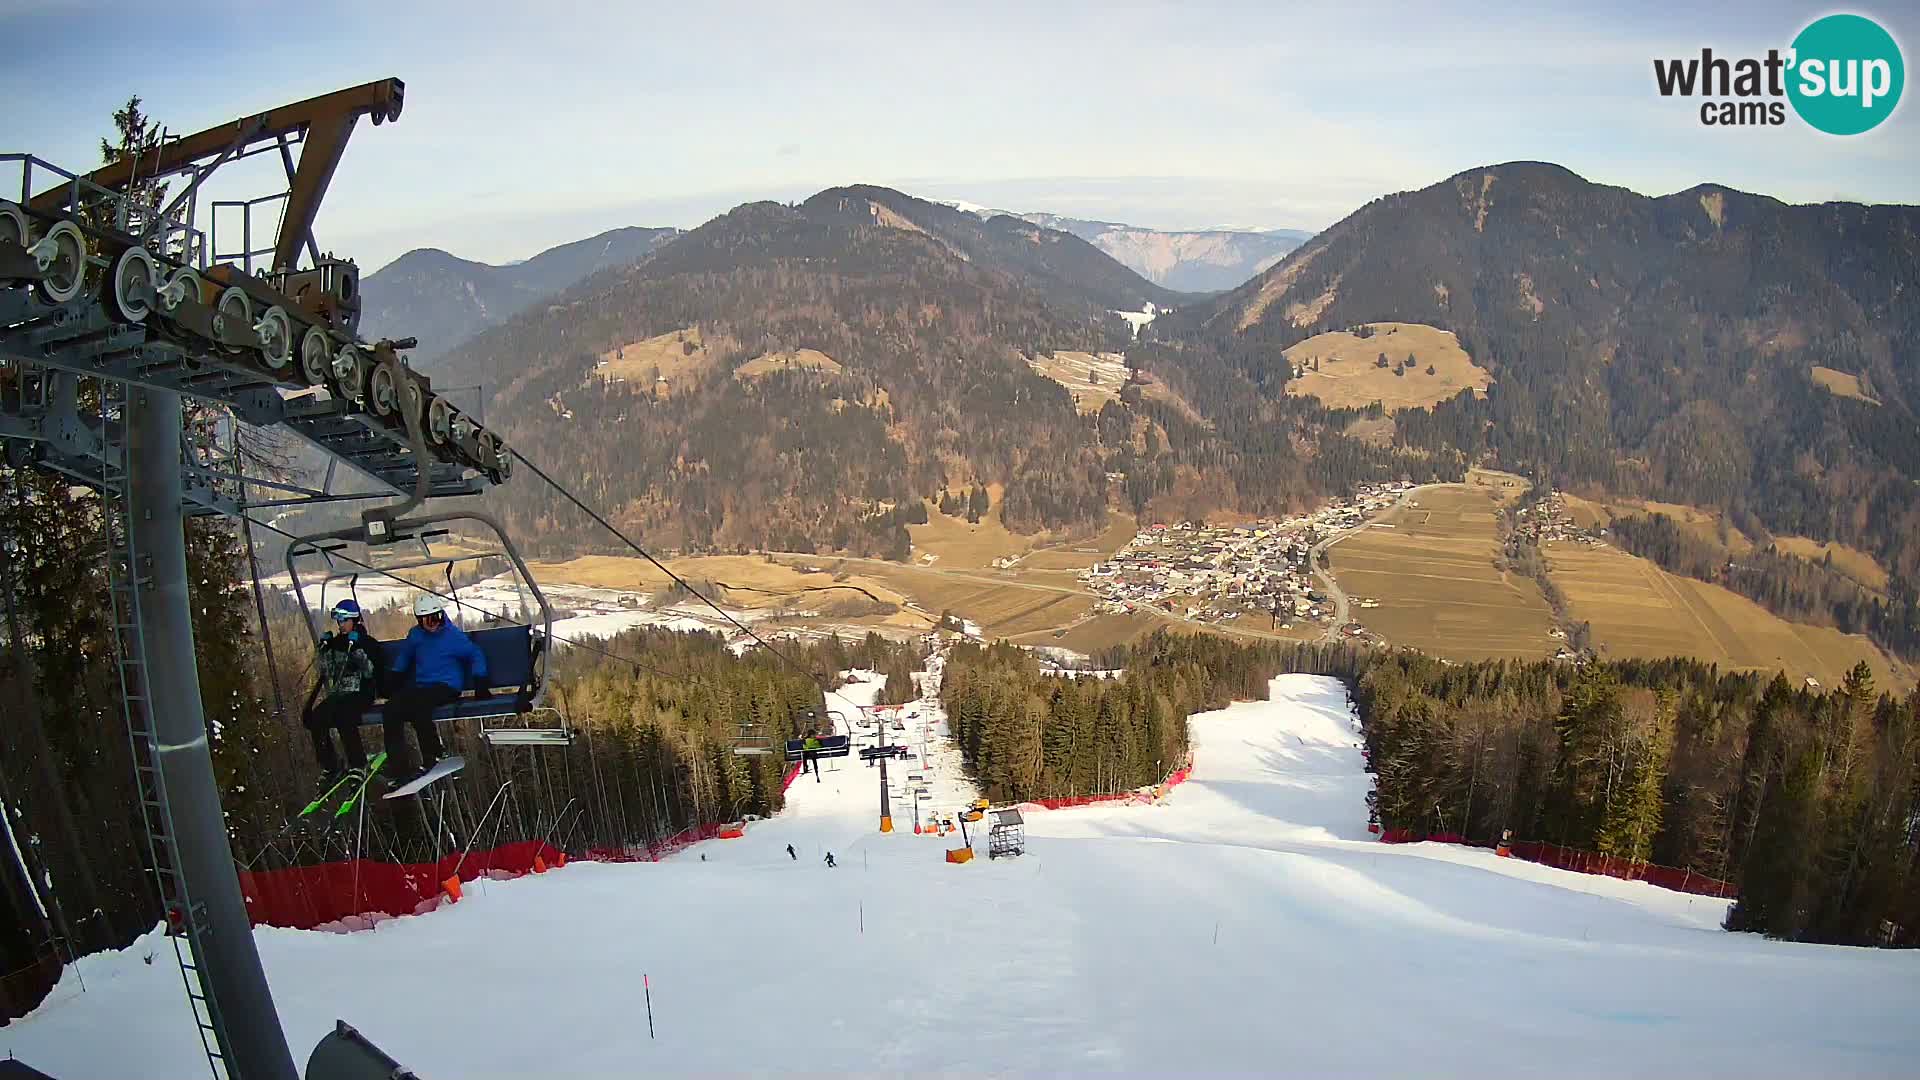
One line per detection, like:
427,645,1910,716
384,594,488,785
302,599,384,788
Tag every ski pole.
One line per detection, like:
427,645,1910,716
644,973,656,1039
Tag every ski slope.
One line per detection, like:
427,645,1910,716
6,674,1917,1078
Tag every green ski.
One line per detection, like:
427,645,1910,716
334,752,388,818
298,768,363,818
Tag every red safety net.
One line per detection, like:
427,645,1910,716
1376,830,1737,898
239,838,563,932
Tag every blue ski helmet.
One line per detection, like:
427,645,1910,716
330,599,363,622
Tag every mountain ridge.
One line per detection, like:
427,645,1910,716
940,200,1313,292
359,224,682,363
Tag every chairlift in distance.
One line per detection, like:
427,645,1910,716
284,507,571,747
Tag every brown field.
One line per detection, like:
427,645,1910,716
906,485,1066,569
1560,493,1752,553
1014,511,1140,571
1007,611,1160,653
1283,322,1491,412
1343,415,1395,447
1545,541,1908,690
1463,467,1531,501
1330,484,1558,661
734,348,844,380
594,327,716,385
860,566,1095,639
524,554,923,623
1771,536,1889,592
1810,365,1879,405
1027,351,1128,414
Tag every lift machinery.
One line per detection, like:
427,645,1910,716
1,78,513,1080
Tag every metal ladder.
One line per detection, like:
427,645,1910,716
97,380,232,1080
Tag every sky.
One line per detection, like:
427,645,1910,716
1,0,1915,273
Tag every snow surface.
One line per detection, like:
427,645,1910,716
1112,301,1159,339
7,674,1917,1078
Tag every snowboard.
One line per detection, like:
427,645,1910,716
383,755,466,799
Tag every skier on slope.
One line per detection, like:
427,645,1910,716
384,594,489,784
786,844,797,861
824,851,836,868
302,599,384,788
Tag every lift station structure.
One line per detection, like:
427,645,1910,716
0,78,515,1079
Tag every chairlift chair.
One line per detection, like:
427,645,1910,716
732,719,777,757
285,508,572,747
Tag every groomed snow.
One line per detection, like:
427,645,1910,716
6,674,1915,1078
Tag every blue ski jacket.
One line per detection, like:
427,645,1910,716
392,622,488,691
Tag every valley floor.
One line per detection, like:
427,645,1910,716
6,675,1916,1078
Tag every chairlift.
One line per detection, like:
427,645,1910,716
732,718,777,757
285,508,571,747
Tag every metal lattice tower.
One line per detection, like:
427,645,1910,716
0,79,516,1079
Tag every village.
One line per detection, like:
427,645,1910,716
1077,481,1416,629
1507,488,1607,547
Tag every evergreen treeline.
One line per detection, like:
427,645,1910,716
1085,632,1920,947
1610,512,1920,660
938,640,1202,802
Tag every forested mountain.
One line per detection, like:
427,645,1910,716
359,225,681,363
434,185,1441,558
1144,162,1920,648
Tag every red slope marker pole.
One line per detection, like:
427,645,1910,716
644,973,656,1039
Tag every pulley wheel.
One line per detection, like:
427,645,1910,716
332,345,369,402
427,395,453,444
110,246,157,324
368,360,399,416
0,202,27,251
32,221,87,304
400,375,426,426
300,328,334,386
475,429,501,472
255,306,294,370
215,287,253,351
161,266,203,312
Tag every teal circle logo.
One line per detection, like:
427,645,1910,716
1787,14,1904,135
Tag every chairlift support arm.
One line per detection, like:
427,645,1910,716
29,78,405,272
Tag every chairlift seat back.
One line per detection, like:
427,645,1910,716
784,734,851,761
359,625,541,725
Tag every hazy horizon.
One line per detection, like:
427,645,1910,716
4,0,1915,272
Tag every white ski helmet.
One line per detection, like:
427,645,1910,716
413,593,449,617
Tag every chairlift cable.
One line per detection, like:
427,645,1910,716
505,447,827,687
243,513,764,691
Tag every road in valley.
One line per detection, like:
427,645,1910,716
1307,483,1435,643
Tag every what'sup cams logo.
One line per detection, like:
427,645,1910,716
1654,13,1904,133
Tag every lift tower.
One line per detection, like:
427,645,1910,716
2,80,516,1079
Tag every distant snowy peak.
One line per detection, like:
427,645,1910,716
934,201,1314,292
938,198,1003,218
